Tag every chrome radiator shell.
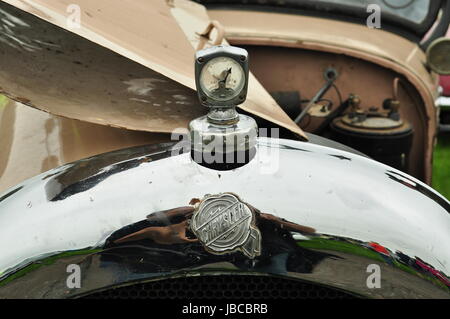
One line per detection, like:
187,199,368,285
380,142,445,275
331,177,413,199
0,138,448,298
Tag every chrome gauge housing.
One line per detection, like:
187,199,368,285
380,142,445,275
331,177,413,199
195,46,249,107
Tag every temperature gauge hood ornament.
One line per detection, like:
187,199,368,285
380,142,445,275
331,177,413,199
195,46,249,108
190,45,258,170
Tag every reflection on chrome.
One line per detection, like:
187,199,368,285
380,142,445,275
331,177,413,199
0,138,449,298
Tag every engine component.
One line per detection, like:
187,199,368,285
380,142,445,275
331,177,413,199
329,95,413,171
294,68,339,124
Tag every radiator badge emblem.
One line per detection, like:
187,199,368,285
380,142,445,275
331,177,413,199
190,193,261,259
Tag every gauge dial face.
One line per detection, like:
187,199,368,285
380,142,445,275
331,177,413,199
199,57,245,102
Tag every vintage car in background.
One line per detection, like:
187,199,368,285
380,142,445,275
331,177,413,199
0,0,449,299
438,75,450,131
437,26,450,131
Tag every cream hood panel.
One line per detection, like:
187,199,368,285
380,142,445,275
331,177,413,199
0,0,306,138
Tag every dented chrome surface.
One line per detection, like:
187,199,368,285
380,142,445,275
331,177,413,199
0,138,448,298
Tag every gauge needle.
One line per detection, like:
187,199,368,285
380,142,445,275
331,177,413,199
218,68,232,88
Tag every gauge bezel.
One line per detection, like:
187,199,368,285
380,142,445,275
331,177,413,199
426,37,450,75
195,45,249,107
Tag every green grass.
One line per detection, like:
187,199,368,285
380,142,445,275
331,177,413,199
432,132,450,200
297,237,385,263
0,95,7,108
